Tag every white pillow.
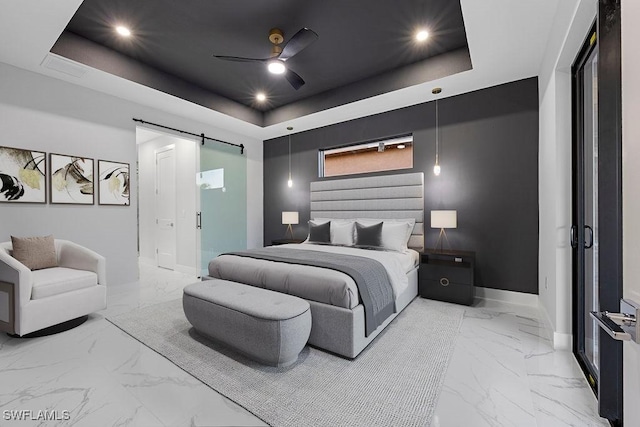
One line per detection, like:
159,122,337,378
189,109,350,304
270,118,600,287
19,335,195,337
307,218,354,245
380,221,413,252
331,221,355,246
357,218,416,251
311,218,353,243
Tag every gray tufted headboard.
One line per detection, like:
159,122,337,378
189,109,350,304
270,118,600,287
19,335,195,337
310,172,424,250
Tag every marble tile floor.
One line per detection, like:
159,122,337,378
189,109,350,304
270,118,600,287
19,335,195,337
0,263,610,426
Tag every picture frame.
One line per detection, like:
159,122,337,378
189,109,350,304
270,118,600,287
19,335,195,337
0,145,47,204
49,153,94,205
98,160,130,206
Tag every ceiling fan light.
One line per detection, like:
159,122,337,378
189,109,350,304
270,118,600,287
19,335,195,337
115,26,131,37
416,30,429,42
267,60,286,74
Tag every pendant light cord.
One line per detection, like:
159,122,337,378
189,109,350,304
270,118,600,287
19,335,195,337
435,99,439,164
288,134,292,179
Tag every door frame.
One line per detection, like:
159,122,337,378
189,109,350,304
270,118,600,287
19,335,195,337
195,144,202,277
595,0,623,422
571,20,598,391
571,2,623,424
154,144,177,270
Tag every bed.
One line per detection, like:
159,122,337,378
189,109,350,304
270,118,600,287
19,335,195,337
208,172,424,358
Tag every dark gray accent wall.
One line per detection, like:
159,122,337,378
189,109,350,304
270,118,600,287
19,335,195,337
263,77,539,294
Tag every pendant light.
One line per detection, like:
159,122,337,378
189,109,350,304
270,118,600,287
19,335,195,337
432,87,442,176
287,126,293,188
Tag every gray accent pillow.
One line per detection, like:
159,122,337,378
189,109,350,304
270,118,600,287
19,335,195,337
11,235,58,271
308,221,331,243
355,222,383,247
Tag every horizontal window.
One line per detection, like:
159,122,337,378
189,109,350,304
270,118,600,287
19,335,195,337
319,135,413,178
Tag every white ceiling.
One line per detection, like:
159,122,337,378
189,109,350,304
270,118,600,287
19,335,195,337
0,0,561,141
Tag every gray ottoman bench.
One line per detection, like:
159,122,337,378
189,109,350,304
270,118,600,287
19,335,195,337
183,279,311,367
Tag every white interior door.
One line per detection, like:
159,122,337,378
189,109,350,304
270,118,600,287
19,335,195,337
622,0,640,423
156,146,176,270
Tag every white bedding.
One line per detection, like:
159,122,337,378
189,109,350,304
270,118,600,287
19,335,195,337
290,243,419,293
208,243,419,310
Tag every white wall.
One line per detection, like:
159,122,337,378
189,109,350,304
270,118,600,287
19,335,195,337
0,62,263,286
138,133,198,274
538,0,597,349
621,0,640,422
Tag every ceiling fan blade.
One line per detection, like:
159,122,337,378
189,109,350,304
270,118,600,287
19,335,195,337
285,69,305,90
213,55,269,63
279,28,318,61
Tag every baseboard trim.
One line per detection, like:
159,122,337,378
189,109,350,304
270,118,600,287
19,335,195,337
538,298,573,351
174,264,198,276
539,301,556,340
138,258,197,276
474,287,539,307
138,256,155,266
553,332,572,350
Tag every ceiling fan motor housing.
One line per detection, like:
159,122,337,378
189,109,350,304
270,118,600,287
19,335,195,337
269,28,284,57
213,27,317,90
269,28,284,45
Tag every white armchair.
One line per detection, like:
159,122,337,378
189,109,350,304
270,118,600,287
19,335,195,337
0,239,107,336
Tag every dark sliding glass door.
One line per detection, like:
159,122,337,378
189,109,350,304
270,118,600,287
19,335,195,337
572,2,623,423
572,26,599,387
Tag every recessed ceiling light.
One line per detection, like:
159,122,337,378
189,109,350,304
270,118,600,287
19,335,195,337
116,26,131,37
256,92,267,102
415,30,429,42
267,59,286,75
397,144,406,149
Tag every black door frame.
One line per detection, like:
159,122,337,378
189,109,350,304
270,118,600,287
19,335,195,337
595,0,623,422
571,20,598,390
571,1,623,425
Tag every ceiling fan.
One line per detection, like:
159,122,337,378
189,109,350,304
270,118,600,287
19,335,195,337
213,27,318,90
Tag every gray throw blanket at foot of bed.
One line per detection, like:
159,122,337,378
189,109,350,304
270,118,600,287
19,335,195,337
224,248,395,336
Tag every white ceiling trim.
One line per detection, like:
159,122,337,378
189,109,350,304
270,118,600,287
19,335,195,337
0,0,561,141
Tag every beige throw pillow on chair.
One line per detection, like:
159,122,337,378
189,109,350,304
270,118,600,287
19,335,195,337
11,235,58,270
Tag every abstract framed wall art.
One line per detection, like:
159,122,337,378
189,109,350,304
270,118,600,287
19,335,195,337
98,160,130,206
0,145,47,203
49,154,94,205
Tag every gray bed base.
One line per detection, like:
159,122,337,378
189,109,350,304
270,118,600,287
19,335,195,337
306,267,418,358
204,172,424,359
202,267,418,358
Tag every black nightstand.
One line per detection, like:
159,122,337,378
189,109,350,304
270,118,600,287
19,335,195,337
271,238,305,245
419,250,475,306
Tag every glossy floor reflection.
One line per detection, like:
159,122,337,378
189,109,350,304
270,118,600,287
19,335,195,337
0,263,609,426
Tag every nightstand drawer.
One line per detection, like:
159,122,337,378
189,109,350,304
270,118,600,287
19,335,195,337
419,263,471,284
419,250,475,305
420,253,473,266
419,279,474,306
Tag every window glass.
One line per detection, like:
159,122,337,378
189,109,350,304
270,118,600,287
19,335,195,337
319,135,413,177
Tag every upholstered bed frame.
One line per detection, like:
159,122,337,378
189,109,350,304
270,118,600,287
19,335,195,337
306,172,424,358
